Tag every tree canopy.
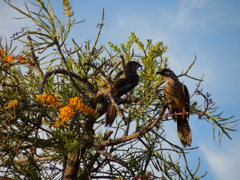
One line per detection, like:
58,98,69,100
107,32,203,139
0,0,237,179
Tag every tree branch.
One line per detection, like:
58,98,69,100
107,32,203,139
27,35,44,78
39,69,96,94
84,62,111,84
120,55,127,77
0,156,56,166
92,105,167,148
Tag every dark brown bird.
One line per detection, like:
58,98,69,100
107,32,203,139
157,69,192,146
106,61,142,126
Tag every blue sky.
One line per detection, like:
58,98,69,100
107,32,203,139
1,0,240,179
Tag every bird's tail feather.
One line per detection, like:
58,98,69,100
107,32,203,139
177,116,192,147
106,103,117,126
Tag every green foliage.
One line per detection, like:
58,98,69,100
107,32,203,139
0,0,237,179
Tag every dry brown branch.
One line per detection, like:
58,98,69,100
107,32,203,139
0,156,56,166
27,35,44,78
39,69,96,94
92,105,167,148
84,62,111,84
120,55,127,77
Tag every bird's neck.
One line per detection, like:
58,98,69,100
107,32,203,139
126,69,137,75
165,77,179,85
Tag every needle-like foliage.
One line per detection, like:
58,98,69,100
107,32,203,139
0,0,237,179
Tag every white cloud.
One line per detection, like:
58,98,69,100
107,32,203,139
201,141,240,180
178,0,207,23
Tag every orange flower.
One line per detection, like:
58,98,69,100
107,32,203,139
18,55,26,62
36,94,58,107
58,105,75,121
54,119,69,128
54,120,61,127
4,99,19,109
3,55,14,63
67,97,97,116
75,102,99,118
55,105,76,127
54,96,99,128
0,48,5,56
68,97,82,108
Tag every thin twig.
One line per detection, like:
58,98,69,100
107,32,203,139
97,150,128,167
0,156,56,166
108,61,122,76
120,55,126,77
91,9,104,55
178,55,203,82
27,35,44,78
39,69,96,94
84,62,111,84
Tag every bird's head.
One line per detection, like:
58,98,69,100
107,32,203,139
157,68,178,81
125,61,142,73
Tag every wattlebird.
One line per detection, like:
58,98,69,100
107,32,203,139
157,69,192,146
106,61,142,126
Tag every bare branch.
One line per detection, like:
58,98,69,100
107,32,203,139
91,9,104,54
39,69,96,94
120,55,127,77
84,62,111,84
0,156,56,166
92,105,167,148
27,35,44,78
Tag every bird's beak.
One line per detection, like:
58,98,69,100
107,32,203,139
137,64,143,69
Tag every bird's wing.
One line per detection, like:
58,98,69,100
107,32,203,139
182,84,190,112
112,74,139,98
178,84,192,146
106,103,117,126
